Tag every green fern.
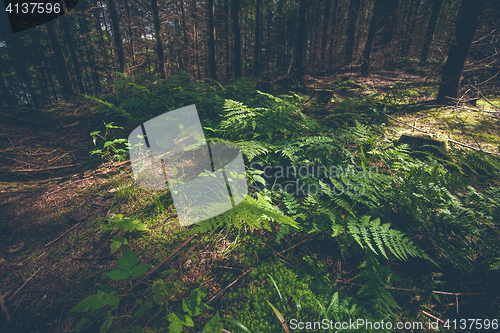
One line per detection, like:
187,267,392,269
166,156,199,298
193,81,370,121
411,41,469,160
345,216,436,265
189,194,298,235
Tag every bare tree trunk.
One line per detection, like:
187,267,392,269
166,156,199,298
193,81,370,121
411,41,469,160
294,0,308,78
224,0,231,78
46,21,74,97
78,16,101,94
152,0,165,79
231,0,241,78
437,0,484,102
320,0,331,67
60,16,85,93
361,0,381,76
254,0,261,77
400,0,420,56
345,0,360,64
327,0,338,65
0,61,14,106
180,0,189,70
125,0,137,76
208,0,218,80
193,0,201,79
420,0,443,64
107,0,125,73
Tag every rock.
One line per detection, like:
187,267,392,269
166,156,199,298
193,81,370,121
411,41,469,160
398,134,447,157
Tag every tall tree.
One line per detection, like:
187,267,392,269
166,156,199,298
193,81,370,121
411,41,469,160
46,20,74,97
437,0,484,102
345,0,361,64
78,15,101,94
294,0,308,77
125,0,137,75
254,0,261,76
420,0,443,64
193,0,201,79
60,16,85,93
361,0,381,76
208,0,218,80
231,0,241,78
320,0,331,66
0,61,14,107
327,0,338,65
152,0,165,79
377,0,399,49
107,0,125,73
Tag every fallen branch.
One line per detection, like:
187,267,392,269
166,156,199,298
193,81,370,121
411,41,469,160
0,292,10,324
11,163,81,172
45,222,82,247
278,234,317,255
8,265,45,301
208,270,251,303
130,234,197,292
421,310,445,324
471,85,500,109
337,280,486,297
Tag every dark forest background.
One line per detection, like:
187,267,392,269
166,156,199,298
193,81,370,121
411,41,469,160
1,0,499,108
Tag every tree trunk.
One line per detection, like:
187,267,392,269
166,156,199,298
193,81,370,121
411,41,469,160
208,0,218,80
0,61,14,107
193,0,201,79
224,0,230,78
231,0,241,78
60,16,85,93
152,0,165,79
125,0,137,76
361,0,381,76
377,0,399,49
320,0,331,66
180,0,189,70
254,0,261,77
344,0,360,64
78,16,101,94
107,0,125,73
46,21,74,97
327,0,338,65
420,0,443,64
294,0,308,77
400,0,420,56
437,0,484,102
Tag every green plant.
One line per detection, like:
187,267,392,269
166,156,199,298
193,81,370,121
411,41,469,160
101,214,150,254
90,122,129,162
69,250,149,332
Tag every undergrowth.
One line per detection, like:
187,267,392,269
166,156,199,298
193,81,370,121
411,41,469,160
71,74,500,332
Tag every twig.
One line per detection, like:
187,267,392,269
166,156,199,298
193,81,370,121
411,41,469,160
278,234,317,255
5,157,40,168
421,310,445,324
130,234,197,292
0,124,62,153
0,292,10,324
11,163,81,172
471,85,500,109
8,265,45,301
337,280,486,296
208,270,251,303
414,115,430,131
446,105,500,114
45,222,82,247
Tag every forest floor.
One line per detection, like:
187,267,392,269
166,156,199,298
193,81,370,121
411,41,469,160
1,68,499,332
